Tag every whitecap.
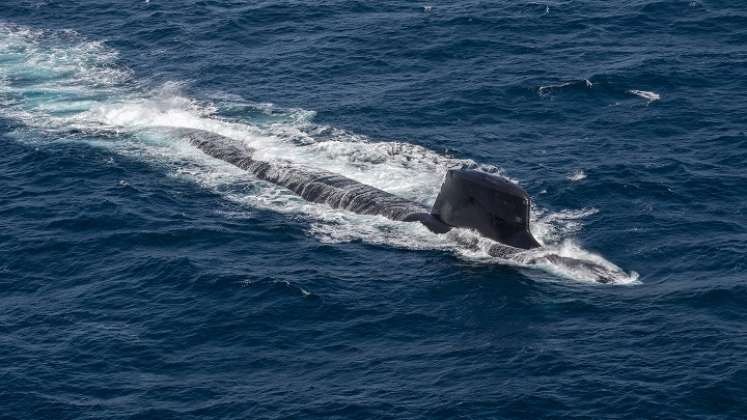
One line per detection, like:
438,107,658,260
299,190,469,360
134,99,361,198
568,169,587,182
538,79,593,96
628,89,661,102
538,81,573,95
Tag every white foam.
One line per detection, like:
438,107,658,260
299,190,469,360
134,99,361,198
0,23,639,285
628,89,660,102
517,240,639,285
538,81,573,95
538,79,593,96
530,207,599,245
568,169,587,182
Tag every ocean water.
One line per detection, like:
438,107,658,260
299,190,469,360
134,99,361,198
1,1,745,418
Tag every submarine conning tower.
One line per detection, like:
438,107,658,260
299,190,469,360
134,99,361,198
430,169,541,249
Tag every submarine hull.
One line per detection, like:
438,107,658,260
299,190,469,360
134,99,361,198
181,129,622,284
183,129,452,233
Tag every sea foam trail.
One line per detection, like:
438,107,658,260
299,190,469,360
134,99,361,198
0,23,639,285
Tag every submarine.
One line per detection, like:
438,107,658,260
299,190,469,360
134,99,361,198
181,129,622,283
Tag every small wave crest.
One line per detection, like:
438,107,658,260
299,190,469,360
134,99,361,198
538,79,593,96
628,89,661,102
568,169,587,182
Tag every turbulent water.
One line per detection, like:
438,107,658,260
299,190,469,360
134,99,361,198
1,1,745,418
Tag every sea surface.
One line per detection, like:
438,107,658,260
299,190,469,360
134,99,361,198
1,1,746,418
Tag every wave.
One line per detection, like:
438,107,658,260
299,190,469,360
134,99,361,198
0,23,638,285
538,78,661,106
538,79,593,95
568,169,587,182
628,89,661,102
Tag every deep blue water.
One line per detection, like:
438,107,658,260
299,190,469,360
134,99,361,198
1,1,746,418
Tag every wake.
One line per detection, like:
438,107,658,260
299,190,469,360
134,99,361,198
0,23,639,285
